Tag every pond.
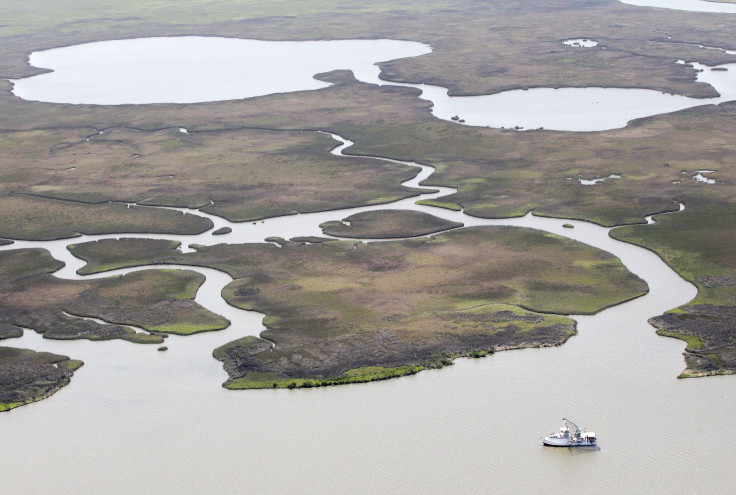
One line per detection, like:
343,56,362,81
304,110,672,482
11,36,736,131
3,35,736,494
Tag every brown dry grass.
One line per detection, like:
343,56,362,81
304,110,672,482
0,249,228,339
320,210,462,238
65,227,647,380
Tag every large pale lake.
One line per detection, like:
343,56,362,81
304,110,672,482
11,36,736,131
619,0,736,13
2,35,736,494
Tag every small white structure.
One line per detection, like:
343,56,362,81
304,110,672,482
579,174,621,185
692,170,716,184
542,418,597,447
563,39,599,48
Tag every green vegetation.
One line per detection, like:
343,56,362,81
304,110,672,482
2,0,734,97
0,0,736,238
69,238,182,274
415,199,463,211
613,200,736,307
57,359,84,371
73,227,642,385
613,200,736,375
648,305,736,377
320,210,462,238
3,60,726,237
0,126,419,233
0,194,212,241
0,323,23,340
289,237,333,244
0,346,83,411
224,365,428,389
0,250,228,342
655,330,704,351
0,1,732,236
342,104,736,227
0,402,23,412
0,0,734,383
1,40,734,236
123,333,166,344
68,269,230,335
0,247,63,279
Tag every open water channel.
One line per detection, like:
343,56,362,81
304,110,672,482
12,35,736,130
620,0,736,13
2,19,736,494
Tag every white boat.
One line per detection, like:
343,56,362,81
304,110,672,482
542,418,597,447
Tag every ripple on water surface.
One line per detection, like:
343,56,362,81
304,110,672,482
3,28,736,495
3,131,734,494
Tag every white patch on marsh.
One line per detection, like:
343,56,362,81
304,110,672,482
563,38,599,48
579,174,621,185
692,170,716,184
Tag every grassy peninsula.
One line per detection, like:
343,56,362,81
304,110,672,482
0,249,228,343
320,210,463,239
0,346,83,412
0,0,735,387
612,200,736,377
67,227,647,388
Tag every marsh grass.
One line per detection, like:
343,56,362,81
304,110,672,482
1,0,735,381
70,238,181,275
78,227,644,385
320,210,462,238
656,330,704,351
0,346,83,411
0,250,228,342
225,365,427,390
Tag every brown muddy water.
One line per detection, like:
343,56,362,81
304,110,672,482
2,37,735,494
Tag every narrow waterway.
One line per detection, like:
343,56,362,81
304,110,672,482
352,59,736,131
3,30,736,494
3,131,734,494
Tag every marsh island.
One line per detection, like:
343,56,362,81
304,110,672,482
2,1,736,492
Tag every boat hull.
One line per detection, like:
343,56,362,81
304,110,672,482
542,437,570,447
542,437,596,447
542,420,597,447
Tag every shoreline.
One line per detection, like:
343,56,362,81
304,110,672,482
6,33,729,100
0,128,697,398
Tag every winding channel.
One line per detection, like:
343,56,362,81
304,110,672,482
0,131,695,348
3,129,731,495
3,34,736,495
11,37,736,131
